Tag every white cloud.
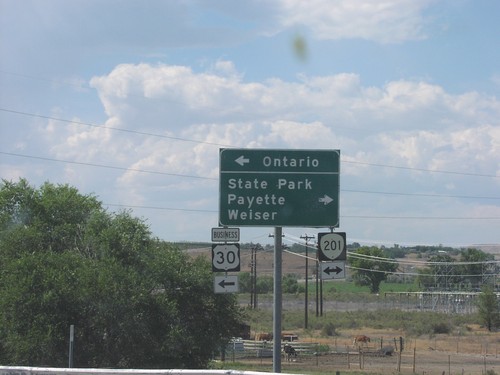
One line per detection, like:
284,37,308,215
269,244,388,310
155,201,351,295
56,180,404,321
19,61,498,244
277,0,434,43
84,63,500,186
2,0,498,246
377,125,500,178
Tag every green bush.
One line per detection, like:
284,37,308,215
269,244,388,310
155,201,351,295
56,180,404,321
432,322,451,334
244,308,476,338
321,322,338,337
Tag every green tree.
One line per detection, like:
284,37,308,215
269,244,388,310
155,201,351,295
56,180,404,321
238,272,251,293
460,248,494,289
477,286,500,332
416,254,455,291
283,274,301,294
0,179,242,368
348,246,398,294
257,275,273,293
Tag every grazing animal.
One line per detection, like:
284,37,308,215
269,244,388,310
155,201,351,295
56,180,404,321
353,335,371,346
255,332,273,341
380,346,395,356
283,344,297,362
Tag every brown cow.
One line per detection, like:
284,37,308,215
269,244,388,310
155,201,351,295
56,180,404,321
255,332,273,341
353,335,371,346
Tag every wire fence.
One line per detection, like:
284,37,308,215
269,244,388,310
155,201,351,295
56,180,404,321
220,338,500,374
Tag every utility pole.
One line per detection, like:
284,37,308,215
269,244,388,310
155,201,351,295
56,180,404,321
316,252,319,317
269,230,283,373
253,246,257,309
250,244,261,309
250,246,255,308
300,234,315,329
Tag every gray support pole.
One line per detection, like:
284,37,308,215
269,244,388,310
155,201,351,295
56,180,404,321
273,227,282,373
300,234,314,329
305,244,308,329
69,324,74,368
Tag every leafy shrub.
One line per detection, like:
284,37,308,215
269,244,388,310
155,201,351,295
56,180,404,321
315,344,330,353
432,322,451,334
321,322,338,337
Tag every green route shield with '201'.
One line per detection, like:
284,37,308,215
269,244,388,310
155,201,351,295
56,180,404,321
219,148,340,227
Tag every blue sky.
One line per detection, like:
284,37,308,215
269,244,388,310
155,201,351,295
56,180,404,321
1,0,499,248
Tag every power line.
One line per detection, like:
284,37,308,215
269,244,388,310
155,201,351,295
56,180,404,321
342,159,498,178
342,188,500,201
345,265,498,278
2,151,499,220
0,108,230,147
348,251,500,266
106,203,215,213
2,107,499,179
4,150,498,201
0,151,217,180
278,242,499,277
102,203,500,221
343,214,500,220
283,235,500,265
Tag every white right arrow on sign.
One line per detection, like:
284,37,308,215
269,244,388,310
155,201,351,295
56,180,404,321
318,195,333,205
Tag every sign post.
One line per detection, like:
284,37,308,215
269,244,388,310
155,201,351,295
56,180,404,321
218,148,341,373
272,227,282,373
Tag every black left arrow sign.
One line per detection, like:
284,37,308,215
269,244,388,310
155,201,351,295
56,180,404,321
323,266,343,275
218,279,236,288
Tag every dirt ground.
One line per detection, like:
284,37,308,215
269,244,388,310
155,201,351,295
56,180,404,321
187,246,500,373
229,327,500,375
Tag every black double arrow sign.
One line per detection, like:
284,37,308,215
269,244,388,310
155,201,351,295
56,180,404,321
322,265,343,276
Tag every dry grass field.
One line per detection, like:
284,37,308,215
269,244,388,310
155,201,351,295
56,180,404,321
224,326,499,375
188,246,500,374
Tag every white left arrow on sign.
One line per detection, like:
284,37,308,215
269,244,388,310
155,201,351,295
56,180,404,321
235,155,249,166
214,275,239,293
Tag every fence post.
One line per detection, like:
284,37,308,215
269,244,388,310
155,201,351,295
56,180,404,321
413,347,416,373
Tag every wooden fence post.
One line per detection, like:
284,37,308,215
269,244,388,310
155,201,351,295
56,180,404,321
413,347,416,373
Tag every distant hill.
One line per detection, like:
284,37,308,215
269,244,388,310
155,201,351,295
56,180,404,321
473,244,500,258
183,242,500,276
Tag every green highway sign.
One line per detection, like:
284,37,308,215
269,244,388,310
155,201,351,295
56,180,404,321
219,149,340,227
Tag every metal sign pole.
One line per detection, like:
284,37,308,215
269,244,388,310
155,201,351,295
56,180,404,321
273,226,282,373
68,324,74,368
